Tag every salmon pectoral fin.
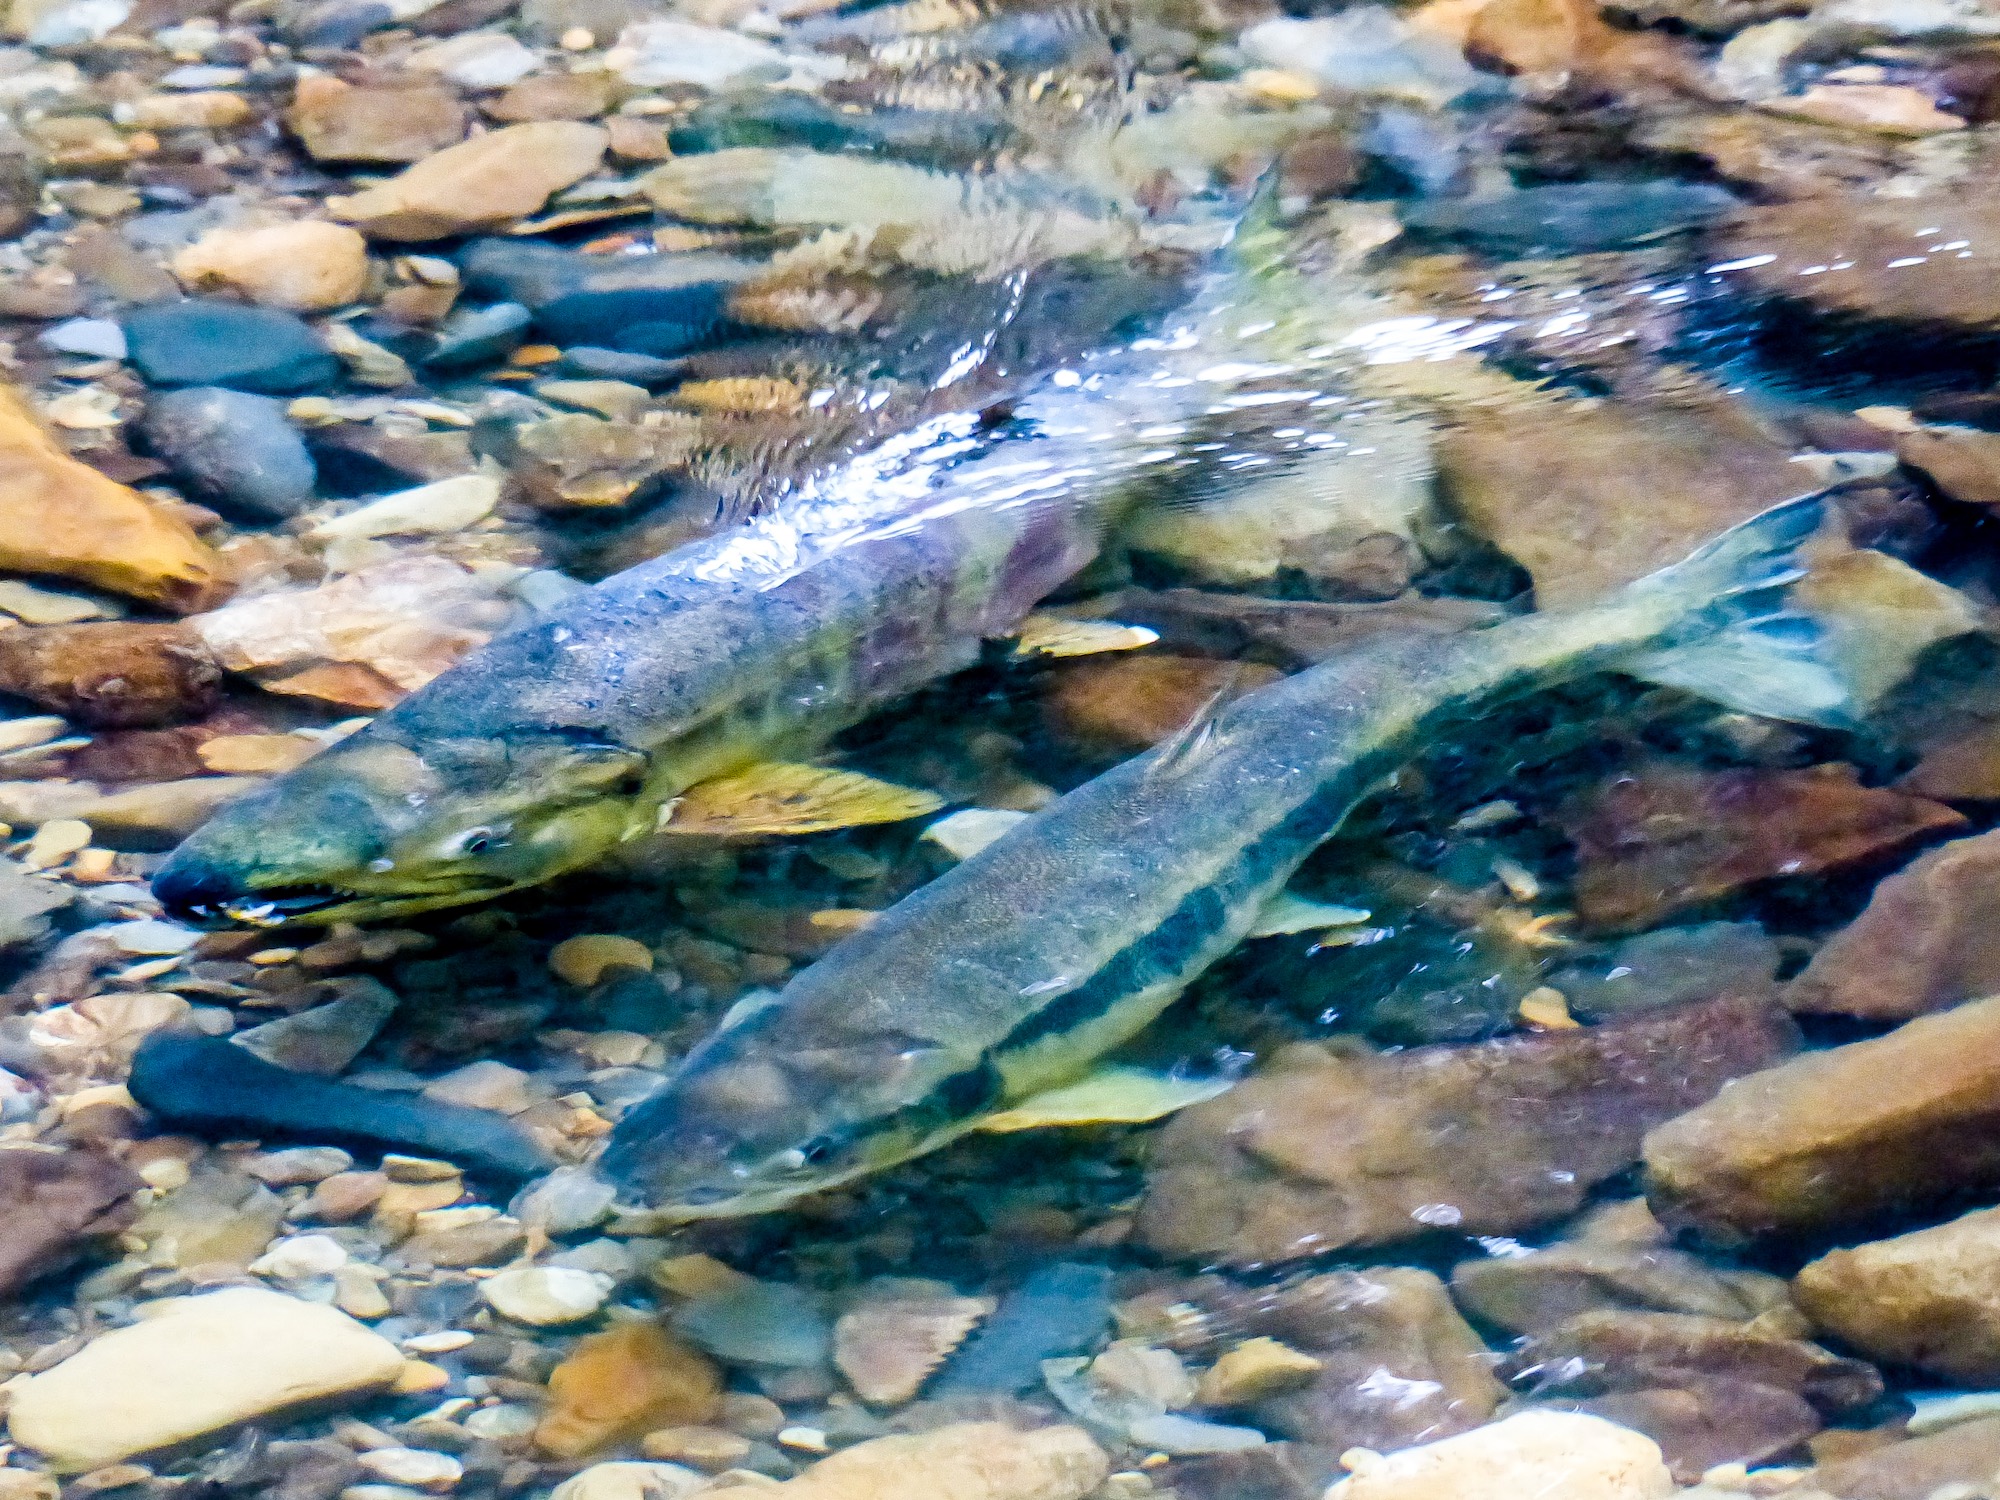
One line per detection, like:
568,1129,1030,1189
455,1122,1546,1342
1005,612,1160,659
1248,888,1371,938
659,762,945,837
976,1066,1235,1133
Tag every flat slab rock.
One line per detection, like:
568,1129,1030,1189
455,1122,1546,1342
1135,994,1800,1266
7,1285,404,1471
1802,1415,2000,1500
1645,991,2000,1244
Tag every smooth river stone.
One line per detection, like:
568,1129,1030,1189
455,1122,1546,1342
1646,991,2000,1244
8,1286,404,1470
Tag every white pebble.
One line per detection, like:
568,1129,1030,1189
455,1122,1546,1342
249,1234,350,1279
354,1448,463,1491
38,318,125,360
479,1267,613,1326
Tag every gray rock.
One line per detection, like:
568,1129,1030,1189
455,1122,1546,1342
423,301,532,371
930,1263,1113,1396
672,1279,833,1368
123,300,340,394
39,317,126,359
557,346,684,386
140,387,317,520
458,239,752,353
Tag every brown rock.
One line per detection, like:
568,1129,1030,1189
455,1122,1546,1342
1451,1239,1793,1334
535,1321,722,1459
0,387,225,612
832,1283,993,1406
699,1422,1107,1500
1788,829,2000,1018
1560,764,1964,931
485,72,614,121
0,1148,142,1295
1805,1416,2000,1500
301,1170,388,1224
1711,195,2000,337
172,221,369,313
329,122,609,242
1898,424,2000,508
1136,994,1799,1266
1503,1310,1881,1415
1165,1444,1344,1500
1043,655,1285,755
1532,1378,1820,1483
1465,0,1702,92
1645,992,2000,1243
1435,397,1805,610
606,115,671,162
1795,1206,2000,1381
0,622,221,728
286,76,467,165
1184,1270,1505,1450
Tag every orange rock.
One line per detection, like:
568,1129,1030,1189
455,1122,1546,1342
1465,0,1703,95
1561,764,1964,931
535,1321,722,1459
0,388,224,612
1044,655,1284,755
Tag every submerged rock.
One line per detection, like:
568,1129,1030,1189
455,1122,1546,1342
832,1281,993,1405
140,387,317,521
287,76,467,164
930,1263,1113,1395
0,387,224,611
1186,1269,1505,1452
123,301,339,395
535,1321,722,1459
1452,1237,1792,1334
1323,1410,1673,1500
1645,991,2000,1243
0,1147,140,1295
0,621,220,728
1560,764,1963,931
8,1286,404,1472
1436,396,1809,610
1711,194,2000,343
329,121,609,241
459,236,750,351
699,1422,1108,1500
1800,1415,2000,1499
1788,828,2000,1018
171,220,369,313
1139,995,1799,1265
1795,1206,2000,1381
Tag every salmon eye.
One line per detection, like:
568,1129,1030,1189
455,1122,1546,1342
450,826,508,858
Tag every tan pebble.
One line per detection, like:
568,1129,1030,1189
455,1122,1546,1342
305,1170,388,1224
1242,67,1323,102
392,1360,453,1395
777,1426,828,1453
69,1464,150,1493
640,1425,752,1471
21,818,90,871
197,734,320,774
68,847,117,881
1195,1337,1323,1406
832,1291,991,1406
550,935,654,987
248,947,300,966
652,1253,754,1300
512,344,563,365
334,1265,392,1319
172,221,369,313
560,25,594,47
121,91,251,131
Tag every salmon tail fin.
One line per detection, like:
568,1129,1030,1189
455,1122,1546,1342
1619,490,1857,729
